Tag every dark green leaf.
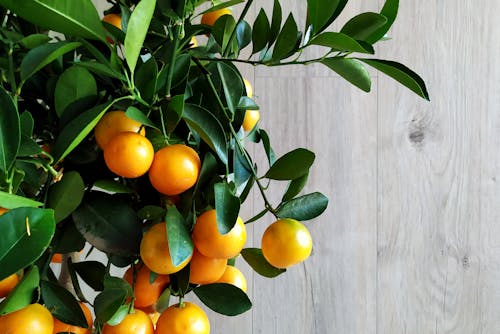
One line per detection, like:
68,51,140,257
276,192,328,221
259,129,275,166
214,183,240,234
233,146,252,189
19,112,34,137
358,58,429,100
194,152,218,193
67,257,87,303
309,32,374,54
268,0,282,46
55,66,97,117
0,208,55,280
20,34,51,49
124,0,156,75
282,172,309,202
0,191,43,208
137,205,165,221
0,87,20,173
125,106,157,129
154,287,171,313
94,288,128,324
18,135,40,157
106,304,129,326
41,280,88,328
53,220,85,253
366,0,399,44
135,57,158,102
252,9,271,54
321,58,371,92
47,171,85,223
75,61,126,81
236,20,252,50
264,148,315,180
183,104,228,165
272,13,298,60
241,248,285,278
340,12,388,41
93,180,134,194
217,62,243,117
164,95,185,133
0,267,39,315
71,261,106,291
171,54,191,89
212,14,238,54
194,283,252,316
306,0,340,35
166,206,193,267
72,192,142,256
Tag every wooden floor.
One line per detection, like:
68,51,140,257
92,0,500,332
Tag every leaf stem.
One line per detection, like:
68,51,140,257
166,24,182,98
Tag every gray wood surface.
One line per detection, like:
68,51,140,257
90,0,500,332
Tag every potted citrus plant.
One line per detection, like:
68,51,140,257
0,0,427,333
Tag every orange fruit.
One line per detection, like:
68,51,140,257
104,132,154,178
0,207,8,215
188,248,226,285
0,273,20,298
123,263,170,309
148,144,201,196
94,110,145,150
155,302,209,334
215,265,247,292
102,309,153,334
192,210,246,259
52,302,93,334
242,109,260,132
140,222,193,275
102,13,122,30
243,79,253,98
201,8,232,27
0,303,54,334
261,218,312,269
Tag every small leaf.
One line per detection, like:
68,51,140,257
47,171,85,223
213,14,237,54
194,152,218,193
214,183,241,234
41,280,88,328
166,206,193,267
241,248,285,278
282,173,309,202
264,148,315,180
309,32,374,54
0,267,39,315
252,9,270,54
71,261,106,291
233,146,252,189
55,66,97,117
272,13,298,60
0,87,20,173
236,20,252,50
366,0,399,44
268,0,282,46
306,0,340,35
0,191,43,208
259,130,275,166
340,12,388,41
125,106,157,129
53,220,85,253
18,135,42,157
237,96,259,110
19,112,34,137
321,58,371,92
163,95,184,133
194,283,252,316
20,34,51,49
124,0,156,75
134,57,158,102
94,288,128,324
276,192,328,221
154,287,171,313
106,304,129,326
76,61,126,81
217,62,243,117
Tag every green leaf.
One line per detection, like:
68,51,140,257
252,9,271,54
309,32,374,54
137,205,165,221
55,66,97,117
276,192,328,221
268,0,282,46
233,146,252,189
47,171,85,223
171,54,192,90
212,14,238,54
306,0,339,35
106,304,129,326
94,288,128,324
194,152,218,194
135,57,158,103
194,283,252,316
0,208,55,280
163,95,185,133
71,261,106,291
124,0,156,75
72,192,142,257
53,101,114,162
0,0,106,41
166,207,193,267
20,34,51,49
0,191,43,208
259,129,275,166
75,61,126,81
236,20,252,50
264,148,315,180
321,58,371,92
237,96,259,110
0,267,39,315
358,58,430,100
282,172,309,202
241,248,285,278
217,62,243,117
19,112,34,137
199,0,244,14
53,220,85,253
0,87,20,173
155,287,171,313
366,0,399,44
41,280,88,328
272,13,298,60
340,12,388,41
18,135,41,157
93,180,134,194
125,106,157,129
183,104,228,165
20,41,81,83
214,182,240,234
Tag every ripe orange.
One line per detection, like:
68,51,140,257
189,248,226,285
102,309,153,334
94,110,145,149
0,273,20,298
0,303,54,334
102,13,122,30
201,8,232,27
123,263,170,309
104,132,154,178
148,144,201,196
140,222,193,275
215,265,247,292
192,210,246,259
261,218,313,269
52,302,93,334
155,302,209,334
243,79,253,98
242,109,260,132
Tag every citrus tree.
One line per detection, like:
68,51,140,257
0,0,428,333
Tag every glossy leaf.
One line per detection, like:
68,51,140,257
217,62,243,117
214,182,240,234
41,280,88,328
282,172,309,202
0,191,43,208
358,58,430,100
94,288,128,324
53,220,85,253
47,171,85,223
17,136,41,157
164,94,185,133
20,41,81,83
0,208,55,280
93,180,134,194
276,192,328,221
0,0,106,41
236,20,252,50
76,61,126,81
340,12,388,41
166,206,193,267
366,0,399,44
73,192,142,257
194,152,218,193
19,112,34,137
272,13,298,60
306,0,339,35
241,248,285,278
264,148,315,180
183,104,228,165
268,0,282,46
20,34,51,49
321,58,371,92
106,304,129,326
71,261,106,291
0,267,39,315
309,32,374,54
259,129,276,166
252,9,270,54
125,106,157,129
134,57,158,102
233,145,252,189
213,14,237,54
194,283,252,316
0,87,20,172
124,0,156,75
55,66,97,117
